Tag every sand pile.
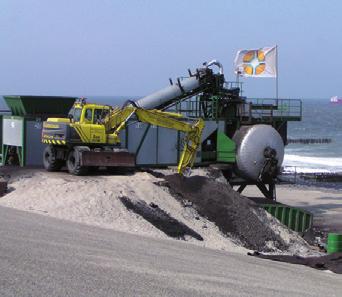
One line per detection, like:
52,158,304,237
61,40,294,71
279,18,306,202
0,168,244,253
0,168,316,255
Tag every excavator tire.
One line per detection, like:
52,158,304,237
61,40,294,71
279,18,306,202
43,145,64,172
66,148,88,175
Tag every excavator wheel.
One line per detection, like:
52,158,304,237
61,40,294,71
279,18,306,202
43,145,64,172
66,149,88,176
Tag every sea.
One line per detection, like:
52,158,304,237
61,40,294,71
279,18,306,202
285,98,342,174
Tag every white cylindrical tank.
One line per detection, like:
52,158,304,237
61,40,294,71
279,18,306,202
233,124,284,181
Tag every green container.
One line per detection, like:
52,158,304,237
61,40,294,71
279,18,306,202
327,233,342,254
262,204,313,233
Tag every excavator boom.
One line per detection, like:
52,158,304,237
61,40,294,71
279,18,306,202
104,106,204,175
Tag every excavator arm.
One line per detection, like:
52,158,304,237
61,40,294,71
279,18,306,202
104,106,204,175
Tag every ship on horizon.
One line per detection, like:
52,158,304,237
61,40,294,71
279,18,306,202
330,96,342,104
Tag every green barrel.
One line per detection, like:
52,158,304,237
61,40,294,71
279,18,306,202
327,233,342,254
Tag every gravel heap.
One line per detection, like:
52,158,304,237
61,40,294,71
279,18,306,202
163,169,313,254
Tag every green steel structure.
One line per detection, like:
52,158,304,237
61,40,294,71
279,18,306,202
170,84,302,166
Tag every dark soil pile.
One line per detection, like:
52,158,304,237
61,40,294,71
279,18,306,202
119,196,203,241
250,252,342,274
163,173,289,252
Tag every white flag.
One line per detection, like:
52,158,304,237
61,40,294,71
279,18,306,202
234,46,277,78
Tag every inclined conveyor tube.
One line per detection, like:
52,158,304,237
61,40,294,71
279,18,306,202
134,76,201,110
133,60,223,110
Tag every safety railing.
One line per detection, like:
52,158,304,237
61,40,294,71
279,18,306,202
170,97,302,122
224,81,243,94
242,98,302,121
173,98,219,119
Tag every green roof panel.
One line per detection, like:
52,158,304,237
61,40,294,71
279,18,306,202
3,96,76,116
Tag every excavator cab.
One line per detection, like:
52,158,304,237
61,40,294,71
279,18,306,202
66,102,112,144
67,100,111,125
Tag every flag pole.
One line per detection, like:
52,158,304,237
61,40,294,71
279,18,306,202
276,45,279,101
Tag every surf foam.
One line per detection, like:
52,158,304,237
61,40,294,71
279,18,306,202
283,154,342,173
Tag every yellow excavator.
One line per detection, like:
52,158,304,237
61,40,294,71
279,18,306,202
41,98,204,175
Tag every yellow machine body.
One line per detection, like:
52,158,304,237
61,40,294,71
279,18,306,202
42,99,204,175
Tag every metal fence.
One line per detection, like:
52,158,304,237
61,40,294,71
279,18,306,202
243,98,302,121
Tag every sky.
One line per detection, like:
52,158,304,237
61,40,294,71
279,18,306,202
0,0,341,99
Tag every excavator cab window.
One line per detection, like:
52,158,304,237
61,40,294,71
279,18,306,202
94,108,108,124
84,108,93,123
68,107,82,122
